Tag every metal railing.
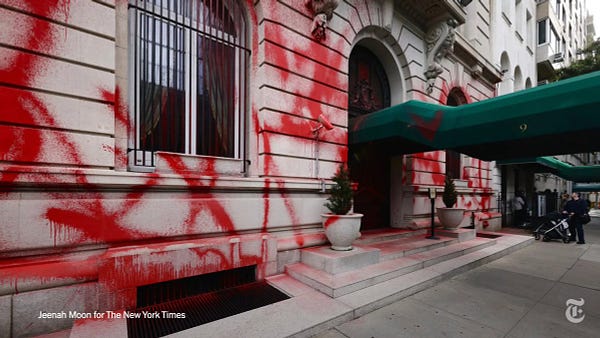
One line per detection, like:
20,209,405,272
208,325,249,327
128,0,249,169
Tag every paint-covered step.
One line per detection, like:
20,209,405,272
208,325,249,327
404,237,496,268
354,228,427,245
365,235,458,261
286,237,496,298
300,245,381,275
336,234,534,318
286,255,423,298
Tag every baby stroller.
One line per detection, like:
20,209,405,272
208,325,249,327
532,211,571,243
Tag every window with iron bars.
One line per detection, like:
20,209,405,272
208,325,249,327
128,0,249,169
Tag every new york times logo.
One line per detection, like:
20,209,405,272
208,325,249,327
565,298,585,324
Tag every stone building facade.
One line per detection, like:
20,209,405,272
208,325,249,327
0,1,517,335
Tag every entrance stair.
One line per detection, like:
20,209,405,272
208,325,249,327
69,228,532,338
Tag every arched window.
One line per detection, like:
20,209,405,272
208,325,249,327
348,46,391,118
129,0,248,166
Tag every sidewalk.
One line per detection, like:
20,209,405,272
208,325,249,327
313,216,600,338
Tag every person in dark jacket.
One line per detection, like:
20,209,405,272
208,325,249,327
563,192,587,244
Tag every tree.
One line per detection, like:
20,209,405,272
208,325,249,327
556,40,600,80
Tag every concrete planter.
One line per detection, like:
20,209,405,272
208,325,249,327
321,213,363,251
437,208,466,229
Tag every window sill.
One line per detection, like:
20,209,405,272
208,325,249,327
0,164,326,192
154,152,245,177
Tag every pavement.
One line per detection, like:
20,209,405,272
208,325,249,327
312,212,600,338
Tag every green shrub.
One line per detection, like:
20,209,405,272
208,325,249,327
442,176,457,208
325,164,353,215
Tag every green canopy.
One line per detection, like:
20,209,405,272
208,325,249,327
349,71,600,161
573,183,600,192
497,156,600,183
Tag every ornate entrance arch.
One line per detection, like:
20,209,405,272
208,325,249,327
348,43,392,229
445,88,468,179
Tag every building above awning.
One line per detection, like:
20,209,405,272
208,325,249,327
497,156,600,183
349,71,600,161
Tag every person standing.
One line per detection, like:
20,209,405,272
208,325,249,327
512,191,526,227
563,192,587,244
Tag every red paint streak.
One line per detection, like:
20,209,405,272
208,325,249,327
323,215,340,228
99,235,271,289
438,80,449,104
45,204,149,244
275,179,304,246
262,179,270,232
160,155,237,234
0,0,82,183
409,110,443,142
1,257,99,294
99,86,129,169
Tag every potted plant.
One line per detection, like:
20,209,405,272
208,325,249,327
436,176,466,229
321,164,363,250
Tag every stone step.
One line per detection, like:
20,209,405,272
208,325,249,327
285,237,496,298
365,235,458,261
300,245,381,275
155,234,533,338
355,228,427,245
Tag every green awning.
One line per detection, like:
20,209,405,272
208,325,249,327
349,71,600,161
573,183,600,192
497,156,600,183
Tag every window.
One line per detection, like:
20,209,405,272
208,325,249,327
527,11,534,47
128,0,248,167
516,0,523,38
538,19,548,44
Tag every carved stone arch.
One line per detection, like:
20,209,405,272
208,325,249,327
445,87,468,180
498,51,513,94
500,51,511,75
514,66,523,91
350,26,408,107
446,87,469,106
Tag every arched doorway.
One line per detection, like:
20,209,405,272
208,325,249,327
445,88,467,180
348,45,391,229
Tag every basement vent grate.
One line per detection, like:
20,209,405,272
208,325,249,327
137,265,257,308
127,280,290,338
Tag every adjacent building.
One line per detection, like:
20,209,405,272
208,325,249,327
536,0,588,83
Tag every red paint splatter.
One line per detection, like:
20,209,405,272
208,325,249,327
409,110,444,142
323,215,340,228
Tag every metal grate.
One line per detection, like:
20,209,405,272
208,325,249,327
127,280,290,338
137,265,256,307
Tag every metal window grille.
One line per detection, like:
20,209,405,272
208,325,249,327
128,0,249,168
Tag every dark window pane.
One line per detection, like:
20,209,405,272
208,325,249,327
139,15,186,153
196,37,235,157
538,19,547,44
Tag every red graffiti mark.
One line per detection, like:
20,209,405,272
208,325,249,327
323,214,340,228
45,203,150,245
99,86,129,169
409,110,443,142
438,80,449,104
160,155,237,234
262,179,270,232
275,179,304,246
0,0,83,185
